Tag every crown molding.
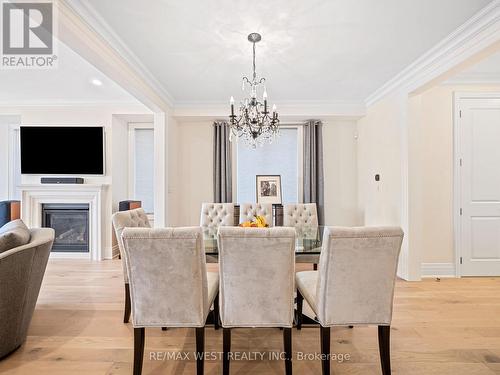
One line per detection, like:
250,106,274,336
173,100,366,119
63,0,175,109
366,0,500,106
0,99,149,108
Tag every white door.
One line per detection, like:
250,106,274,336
459,97,500,276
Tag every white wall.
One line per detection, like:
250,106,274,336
0,115,22,199
0,103,150,259
173,118,361,227
110,115,129,212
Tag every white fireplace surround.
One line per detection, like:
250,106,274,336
19,184,107,260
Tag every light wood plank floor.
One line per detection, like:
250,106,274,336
1,260,500,374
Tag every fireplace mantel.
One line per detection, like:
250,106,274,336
19,184,108,260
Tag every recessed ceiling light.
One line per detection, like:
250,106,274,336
91,78,103,86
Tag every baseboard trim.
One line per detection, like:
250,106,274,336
421,263,456,278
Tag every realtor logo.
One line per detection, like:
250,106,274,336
1,1,57,68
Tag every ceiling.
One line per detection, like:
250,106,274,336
0,40,138,105
81,0,492,105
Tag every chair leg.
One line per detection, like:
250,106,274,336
283,327,292,375
296,290,304,330
133,327,145,375
214,293,220,330
378,325,391,375
124,283,131,323
223,328,231,375
196,327,205,375
320,326,330,375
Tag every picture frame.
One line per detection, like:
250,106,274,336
256,175,282,204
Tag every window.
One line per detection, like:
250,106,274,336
129,124,154,213
237,127,302,204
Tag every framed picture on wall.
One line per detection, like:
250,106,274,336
256,175,282,204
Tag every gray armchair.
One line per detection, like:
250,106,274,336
0,228,54,358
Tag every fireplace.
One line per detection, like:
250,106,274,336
42,203,90,252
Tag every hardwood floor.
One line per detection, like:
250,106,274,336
2,260,500,374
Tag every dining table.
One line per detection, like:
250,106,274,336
202,225,324,259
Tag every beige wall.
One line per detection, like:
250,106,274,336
357,85,500,272
173,118,361,227
357,95,402,227
175,120,214,226
410,84,500,264
323,119,360,226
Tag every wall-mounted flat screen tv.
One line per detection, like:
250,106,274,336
20,126,105,175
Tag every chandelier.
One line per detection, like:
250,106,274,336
229,33,279,147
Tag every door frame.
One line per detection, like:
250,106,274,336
453,91,500,277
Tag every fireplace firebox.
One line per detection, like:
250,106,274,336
42,203,90,252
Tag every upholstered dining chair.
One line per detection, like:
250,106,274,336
112,208,150,324
200,203,235,235
283,203,318,227
295,226,403,375
121,227,219,375
239,203,273,226
284,203,320,269
218,226,296,375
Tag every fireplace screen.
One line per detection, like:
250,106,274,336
42,203,90,252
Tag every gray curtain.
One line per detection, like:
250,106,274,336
303,120,325,225
213,121,232,203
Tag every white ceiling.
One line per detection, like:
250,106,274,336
0,40,138,105
81,0,492,105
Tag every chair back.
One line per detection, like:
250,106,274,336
284,203,318,227
239,203,273,226
121,227,209,327
218,227,296,327
316,226,403,326
112,208,150,282
200,203,235,235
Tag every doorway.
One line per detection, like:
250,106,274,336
455,93,500,276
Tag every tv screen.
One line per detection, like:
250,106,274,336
20,126,104,175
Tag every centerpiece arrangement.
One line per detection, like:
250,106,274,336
239,215,269,228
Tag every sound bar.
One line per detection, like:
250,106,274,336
41,177,84,184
